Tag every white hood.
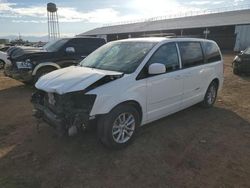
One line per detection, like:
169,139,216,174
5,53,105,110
35,66,122,94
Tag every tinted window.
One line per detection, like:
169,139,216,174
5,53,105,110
67,38,105,54
202,42,221,63
178,42,204,68
148,43,179,72
44,39,69,52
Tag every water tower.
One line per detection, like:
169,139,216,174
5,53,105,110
47,3,60,40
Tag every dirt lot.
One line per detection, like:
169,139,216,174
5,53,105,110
0,53,250,188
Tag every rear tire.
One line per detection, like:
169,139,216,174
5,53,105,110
34,67,56,83
201,81,218,108
97,104,140,149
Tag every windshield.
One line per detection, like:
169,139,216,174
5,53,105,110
244,47,250,55
43,39,69,52
79,41,156,74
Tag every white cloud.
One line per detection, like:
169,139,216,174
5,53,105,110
0,2,124,24
189,0,244,6
0,0,234,26
189,1,225,5
58,7,121,23
0,2,152,24
0,1,15,11
212,1,225,4
12,6,46,17
189,1,211,5
12,19,47,23
234,0,244,5
128,0,202,19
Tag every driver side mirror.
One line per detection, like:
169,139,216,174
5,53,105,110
148,63,166,75
65,47,75,54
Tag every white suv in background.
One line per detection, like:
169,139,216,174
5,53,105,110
32,37,223,149
0,50,11,69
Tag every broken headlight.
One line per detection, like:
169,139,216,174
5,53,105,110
64,92,96,113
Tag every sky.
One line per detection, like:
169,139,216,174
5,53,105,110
0,0,248,41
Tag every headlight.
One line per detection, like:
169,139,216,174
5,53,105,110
234,56,241,62
16,59,33,69
64,92,96,113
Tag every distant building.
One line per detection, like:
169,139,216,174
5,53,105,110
0,39,9,45
80,8,250,51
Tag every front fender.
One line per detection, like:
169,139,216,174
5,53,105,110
89,82,147,123
32,62,60,76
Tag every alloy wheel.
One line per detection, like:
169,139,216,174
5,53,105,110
207,85,217,105
112,112,136,144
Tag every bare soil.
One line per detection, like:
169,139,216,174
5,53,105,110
0,53,250,188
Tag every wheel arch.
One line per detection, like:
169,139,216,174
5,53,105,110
32,62,60,76
118,100,143,123
211,78,219,89
97,100,143,124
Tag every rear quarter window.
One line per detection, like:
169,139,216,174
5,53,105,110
178,42,204,68
202,42,221,63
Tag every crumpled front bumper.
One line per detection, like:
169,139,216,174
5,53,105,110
33,103,63,128
12,69,33,82
31,90,97,136
33,103,92,136
4,64,33,82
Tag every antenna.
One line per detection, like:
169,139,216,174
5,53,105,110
47,2,60,40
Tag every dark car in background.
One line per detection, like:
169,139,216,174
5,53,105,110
4,37,106,83
233,47,250,75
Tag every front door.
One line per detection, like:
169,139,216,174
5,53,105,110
145,43,183,121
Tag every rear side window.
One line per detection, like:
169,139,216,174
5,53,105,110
148,43,179,72
202,42,221,63
178,42,204,68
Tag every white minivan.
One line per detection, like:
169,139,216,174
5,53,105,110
32,37,223,149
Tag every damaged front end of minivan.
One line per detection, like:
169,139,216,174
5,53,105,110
31,90,97,136
31,66,123,136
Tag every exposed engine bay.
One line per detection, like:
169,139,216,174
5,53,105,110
31,74,123,136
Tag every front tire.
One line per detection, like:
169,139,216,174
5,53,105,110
97,104,140,149
201,81,218,108
34,67,56,83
